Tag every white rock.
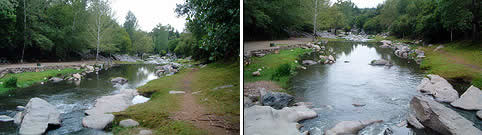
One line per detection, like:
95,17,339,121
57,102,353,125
416,74,459,102
325,120,383,135
14,112,23,125
19,98,61,135
244,105,317,135
169,91,186,94
82,114,114,129
0,115,13,122
450,85,482,110
119,119,139,127
139,130,153,135
477,111,482,119
132,95,150,105
73,73,82,80
409,96,482,135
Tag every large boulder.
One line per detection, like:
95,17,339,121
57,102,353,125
84,93,133,115
408,96,482,135
261,91,294,109
370,59,389,65
325,120,383,135
416,74,459,102
82,114,114,129
244,105,317,135
83,90,137,130
450,85,482,110
111,77,128,85
13,112,23,125
19,98,61,135
119,119,139,127
302,60,317,66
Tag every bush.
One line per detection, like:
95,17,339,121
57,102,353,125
4,77,17,88
271,63,292,80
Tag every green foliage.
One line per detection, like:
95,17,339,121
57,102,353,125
0,68,83,89
4,77,17,88
151,24,169,54
271,63,292,81
176,0,239,61
244,48,310,88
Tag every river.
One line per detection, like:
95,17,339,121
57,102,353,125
292,42,481,135
0,64,158,135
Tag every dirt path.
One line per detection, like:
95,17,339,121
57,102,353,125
438,50,482,71
244,38,312,53
171,69,231,135
0,60,97,71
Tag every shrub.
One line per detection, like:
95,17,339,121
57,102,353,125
271,63,292,80
4,77,17,88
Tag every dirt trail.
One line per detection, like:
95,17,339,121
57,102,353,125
0,60,97,71
244,37,312,53
171,69,232,135
438,50,482,71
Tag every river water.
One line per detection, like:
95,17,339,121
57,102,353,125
0,64,158,135
292,42,481,135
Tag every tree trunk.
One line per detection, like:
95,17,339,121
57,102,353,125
96,12,100,64
313,0,318,42
21,0,26,63
472,0,480,41
450,29,453,41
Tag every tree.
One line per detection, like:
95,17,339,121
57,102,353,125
176,0,239,61
123,11,138,44
151,24,169,54
87,0,113,63
440,0,471,41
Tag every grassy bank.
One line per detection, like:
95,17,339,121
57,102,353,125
0,68,84,93
113,62,239,134
420,41,482,88
244,48,310,88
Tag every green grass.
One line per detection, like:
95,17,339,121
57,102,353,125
0,68,84,93
420,41,482,88
113,62,239,134
190,62,240,124
244,48,310,88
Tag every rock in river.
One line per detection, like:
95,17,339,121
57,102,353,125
416,74,459,103
244,105,317,135
370,59,389,65
111,77,128,85
82,114,114,129
477,111,482,119
119,119,139,127
19,98,61,135
0,115,13,122
325,120,383,135
408,96,482,135
261,91,294,109
49,77,63,83
302,60,317,66
83,89,137,130
450,85,482,110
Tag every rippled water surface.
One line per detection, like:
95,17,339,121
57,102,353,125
292,42,480,135
0,64,158,135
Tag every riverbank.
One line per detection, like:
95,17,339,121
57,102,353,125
0,60,105,93
113,62,239,134
420,41,482,89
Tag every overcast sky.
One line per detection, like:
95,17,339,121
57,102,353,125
111,0,186,32
330,0,385,8
110,0,385,32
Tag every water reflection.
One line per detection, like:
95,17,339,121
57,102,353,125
0,64,158,134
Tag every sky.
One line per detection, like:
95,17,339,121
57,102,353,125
330,0,385,8
111,0,186,32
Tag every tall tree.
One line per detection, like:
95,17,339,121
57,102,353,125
87,0,113,63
